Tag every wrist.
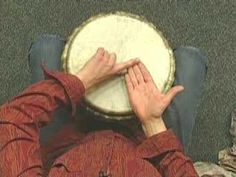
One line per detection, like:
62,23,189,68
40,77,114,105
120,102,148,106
76,72,92,91
141,117,167,137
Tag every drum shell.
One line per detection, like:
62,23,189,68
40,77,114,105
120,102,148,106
62,12,175,121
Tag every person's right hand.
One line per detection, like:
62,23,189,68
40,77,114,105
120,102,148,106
125,62,184,136
77,48,139,91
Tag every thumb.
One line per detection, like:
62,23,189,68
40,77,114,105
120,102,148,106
164,85,184,105
114,58,140,74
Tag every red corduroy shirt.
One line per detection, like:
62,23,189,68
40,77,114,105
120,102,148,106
0,68,198,177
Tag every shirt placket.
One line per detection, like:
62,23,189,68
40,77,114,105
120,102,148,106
99,135,115,177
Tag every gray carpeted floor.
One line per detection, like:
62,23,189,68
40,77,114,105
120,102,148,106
0,0,236,163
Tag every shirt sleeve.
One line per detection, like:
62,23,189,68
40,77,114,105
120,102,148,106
136,129,199,177
0,68,85,177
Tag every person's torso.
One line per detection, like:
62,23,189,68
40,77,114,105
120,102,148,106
47,130,162,177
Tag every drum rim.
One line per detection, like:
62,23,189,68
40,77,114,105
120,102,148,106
61,11,175,120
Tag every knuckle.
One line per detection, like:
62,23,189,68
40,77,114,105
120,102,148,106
98,56,104,61
136,74,142,79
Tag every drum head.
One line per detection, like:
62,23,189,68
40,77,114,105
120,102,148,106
62,12,175,120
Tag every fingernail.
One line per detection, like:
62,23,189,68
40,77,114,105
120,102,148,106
98,47,104,51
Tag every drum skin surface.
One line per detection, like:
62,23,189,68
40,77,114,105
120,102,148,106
62,12,175,120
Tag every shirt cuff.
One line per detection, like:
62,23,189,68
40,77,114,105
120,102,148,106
42,66,85,116
136,129,183,159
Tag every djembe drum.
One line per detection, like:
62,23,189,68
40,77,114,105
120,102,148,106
62,12,175,121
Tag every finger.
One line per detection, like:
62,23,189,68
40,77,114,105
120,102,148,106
96,47,105,57
92,48,104,60
125,74,134,93
164,85,184,105
128,67,138,87
119,69,128,75
103,50,109,61
133,65,144,84
138,62,153,82
115,58,140,74
108,52,116,66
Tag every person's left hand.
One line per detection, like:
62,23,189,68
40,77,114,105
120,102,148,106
77,47,139,90
125,62,184,136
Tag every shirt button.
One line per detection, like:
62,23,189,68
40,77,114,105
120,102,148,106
99,170,109,177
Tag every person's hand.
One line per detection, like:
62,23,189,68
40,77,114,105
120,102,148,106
125,62,184,137
77,48,139,90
